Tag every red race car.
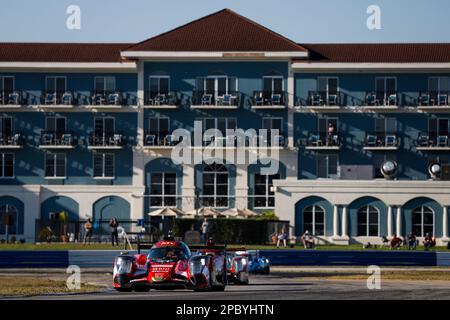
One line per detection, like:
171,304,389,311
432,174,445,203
113,236,227,292
226,250,249,285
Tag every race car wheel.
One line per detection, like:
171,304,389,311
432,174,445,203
115,287,132,292
134,286,150,292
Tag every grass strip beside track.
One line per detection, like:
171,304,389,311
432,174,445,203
0,276,103,297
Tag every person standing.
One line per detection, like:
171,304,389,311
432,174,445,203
201,218,209,244
83,218,93,245
109,218,119,246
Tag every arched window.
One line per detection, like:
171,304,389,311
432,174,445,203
303,205,325,236
357,206,379,236
202,163,228,208
412,206,434,237
0,204,18,234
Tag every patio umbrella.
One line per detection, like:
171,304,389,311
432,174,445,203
186,207,224,217
222,208,258,218
148,207,185,217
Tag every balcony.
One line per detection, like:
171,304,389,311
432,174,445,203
143,132,182,149
144,92,179,109
363,133,399,150
417,91,450,112
305,133,341,150
251,91,286,109
40,91,76,108
88,133,125,149
305,91,342,111
191,91,240,109
0,133,23,149
416,133,450,151
364,91,399,110
90,91,124,108
39,131,76,149
191,132,287,149
0,91,22,108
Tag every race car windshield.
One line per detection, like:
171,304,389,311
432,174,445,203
148,247,186,261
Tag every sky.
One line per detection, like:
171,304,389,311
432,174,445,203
0,0,449,43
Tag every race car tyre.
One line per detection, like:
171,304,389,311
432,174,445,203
134,286,150,292
115,287,132,292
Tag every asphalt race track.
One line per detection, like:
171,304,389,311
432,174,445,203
11,273,450,300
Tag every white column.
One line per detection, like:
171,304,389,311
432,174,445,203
443,206,449,239
333,205,339,238
396,206,402,238
136,60,145,146
387,206,393,238
181,164,196,212
341,205,348,238
287,63,295,148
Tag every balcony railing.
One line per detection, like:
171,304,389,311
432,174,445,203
144,132,181,147
0,91,22,105
252,91,286,107
0,132,23,147
145,91,179,106
418,91,449,106
365,91,399,106
90,91,123,106
39,131,76,148
88,133,125,148
308,91,342,106
417,133,450,148
306,133,341,148
364,133,398,148
41,91,76,105
191,91,240,107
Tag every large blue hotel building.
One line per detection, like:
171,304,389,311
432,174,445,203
0,9,449,245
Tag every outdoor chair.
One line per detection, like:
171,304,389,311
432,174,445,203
387,94,397,106
438,94,448,106
417,135,430,147
201,94,212,105
154,94,166,105
327,94,338,106
437,135,448,147
92,93,105,105
366,92,378,106
61,91,73,105
45,92,57,104
107,92,120,105
164,134,176,146
221,94,233,106
145,134,156,146
12,133,21,146
365,134,377,147
254,93,264,106
385,135,397,147
311,92,322,106
419,93,430,106
61,134,72,146
112,134,123,146
271,94,282,105
42,133,54,145
309,134,322,146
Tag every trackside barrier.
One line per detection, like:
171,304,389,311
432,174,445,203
0,250,449,268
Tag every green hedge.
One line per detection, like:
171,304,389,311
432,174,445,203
172,218,272,244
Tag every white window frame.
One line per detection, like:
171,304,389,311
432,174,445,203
0,117,14,136
44,152,66,179
262,75,284,92
0,76,15,92
202,163,229,209
149,75,170,95
253,173,279,209
148,117,170,133
303,205,326,236
203,75,238,94
149,172,177,208
94,76,116,93
94,116,116,134
317,154,339,179
357,205,380,237
45,76,67,93
375,77,397,93
0,153,14,179
45,116,67,132
317,77,339,95
412,206,435,237
93,152,115,179
428,76,450,94
262,117,283,130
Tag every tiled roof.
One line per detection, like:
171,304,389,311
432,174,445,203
0,43,131,62
298,43,450,63
124,9,307,52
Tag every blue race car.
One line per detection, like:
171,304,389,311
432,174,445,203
247,250,270,274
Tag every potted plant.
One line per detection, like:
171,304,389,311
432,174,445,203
59,211,69,243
